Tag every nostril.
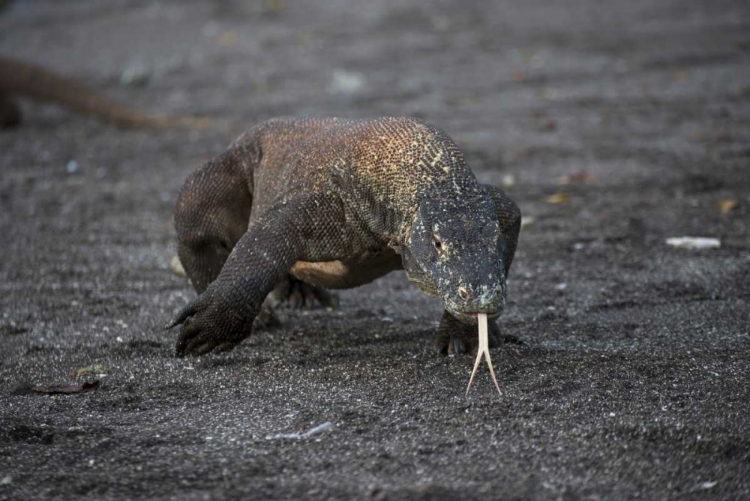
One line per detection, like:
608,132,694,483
458,286,470,300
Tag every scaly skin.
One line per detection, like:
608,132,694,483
169,117,521,357
0,55,223,129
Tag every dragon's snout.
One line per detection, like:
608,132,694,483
444,280,506,324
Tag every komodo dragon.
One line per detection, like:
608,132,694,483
0,55,217,129
168,116,521,358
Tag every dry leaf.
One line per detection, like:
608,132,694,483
545,193,571,204
558,171,596,185
218,31,238,47
265,0,286,12
718,199,738,214
671,70,690,84
540,120,557,132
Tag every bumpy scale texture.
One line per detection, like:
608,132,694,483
170,117,521,357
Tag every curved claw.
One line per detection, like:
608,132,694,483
165,301,198,330
271,278,339,310
252,303,280,331
215,342,238,353
175,318,200,356
192,341,217,357
450,333,462,357
182,333,208,357
288,289,304,310
311,286,339,308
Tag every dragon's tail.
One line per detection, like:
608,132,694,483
0,55,224,129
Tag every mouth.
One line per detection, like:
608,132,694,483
448,308,501,325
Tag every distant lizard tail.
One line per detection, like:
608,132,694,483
0,55,231,129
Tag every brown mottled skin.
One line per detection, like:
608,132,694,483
0,55,213,129
169,117,521,357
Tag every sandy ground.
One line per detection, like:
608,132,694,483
1,0,749,499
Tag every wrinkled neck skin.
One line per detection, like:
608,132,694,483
398,184,507,325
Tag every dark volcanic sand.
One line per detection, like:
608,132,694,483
1,1,749,500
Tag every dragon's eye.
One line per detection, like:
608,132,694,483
433,238,443,251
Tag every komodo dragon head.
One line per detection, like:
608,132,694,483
402,193,507,325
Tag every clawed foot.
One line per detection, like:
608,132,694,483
436,322,499,356
435,311,521,356
166,285,254,357
269,277,339,310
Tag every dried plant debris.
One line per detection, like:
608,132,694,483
717,199,738,214
544,193,571,204
466,313,502,396
558,171,596,184
30,380,100,395
70,364,109,378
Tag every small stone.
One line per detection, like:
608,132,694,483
540,120,557,132
330,70,366,94
66,160,80,174
120,62,151,86
218,31,239,48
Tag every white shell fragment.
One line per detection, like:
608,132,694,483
267,421,335,440
466,313,502,396
666,237,721,250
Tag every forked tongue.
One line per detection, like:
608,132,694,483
465,313,502,396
